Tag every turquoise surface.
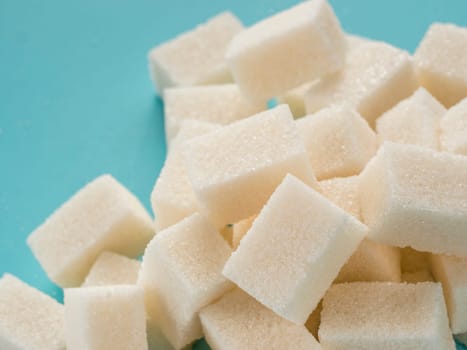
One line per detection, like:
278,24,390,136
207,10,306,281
1,1,466,349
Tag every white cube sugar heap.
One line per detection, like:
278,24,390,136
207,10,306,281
182,105,317,227
319,176,401,283
431,254,467,334
226,0,346,101
64,285,147,350
223,174,367,324
305,40,418,127
164,84,265,142
0,274,64,350
319,282,455,350
440,97,467,155
139,213,234,349
27,174,154,287
148,12,243,93
151,120,221,232
199,289,322,350
82,252,140,287
232,215,256,249
414,23,467,107
359,142,467,257
297,107,377,180
376,87,446,150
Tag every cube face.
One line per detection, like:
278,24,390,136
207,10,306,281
297,108,377,180
359,142,467,258
376,88,445,150
27,175,154,287
64,286,147,350
305,41,418,127
226,0,345,101
140,213,233,348
148,12,243,93
431,254,467,334
414,23,467,107
82,252,140,287
223,175,367,324
440,97,467,156
164,85,265,142
319,176,361,219
169,119,220,150
319,282,455,350
182,105,317,227
0,274,65,350
199,289,322,350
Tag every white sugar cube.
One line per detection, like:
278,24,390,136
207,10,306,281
232,215,256,249
359,142,467,257
27,174,154,287
431,254,467,334
148,12,243,93
82,252,140,287
305,40,418,127
164,84,264,142
414,23,467,107
169,119,220,150
139,213,234,349
297,107,377,180
0,274,64,350
199,289,322,350
64,285,147,350
376,88,446,150
182,105,317,227
440,97,467,155
319,282,455,350
223,175,367,324
319,176,361,219
226,0,346,101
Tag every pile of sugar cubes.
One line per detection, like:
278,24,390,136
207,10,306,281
2,0,467,349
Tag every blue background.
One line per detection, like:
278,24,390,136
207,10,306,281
1,1,466,349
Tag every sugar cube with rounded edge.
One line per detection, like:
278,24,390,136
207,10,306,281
359,142,467,258
414,23,467,107
199,289,322,350
148,12,243,93
297,107,377,180
305,40,418,127
64,285,147,350
182,104,318,227
376,87,445,150
27,174,154,287
226,0,346,102
319,282,455,350
223,174,367,324
0,274,65,350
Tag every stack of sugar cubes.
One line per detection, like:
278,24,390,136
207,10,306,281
1,0,467,349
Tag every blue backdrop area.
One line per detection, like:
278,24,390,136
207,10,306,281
1,1,466,349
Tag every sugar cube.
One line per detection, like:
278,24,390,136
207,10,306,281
223,174,367,324
27,174,154,287
164,84,264,142
431,254,467,334
82,252,140,287
0,274,64,350
199,289,322,350
359,142,467,258
440,97,467,155
169,119,220,150
297,107,377,180
376,88,445,150
305,40,418,127
64,285,147,350
414,23,467,107
226,0,346,101
319,282,455,349
232,215,256,249
139,213,234,349
148,12,243,93
182,105,317,227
